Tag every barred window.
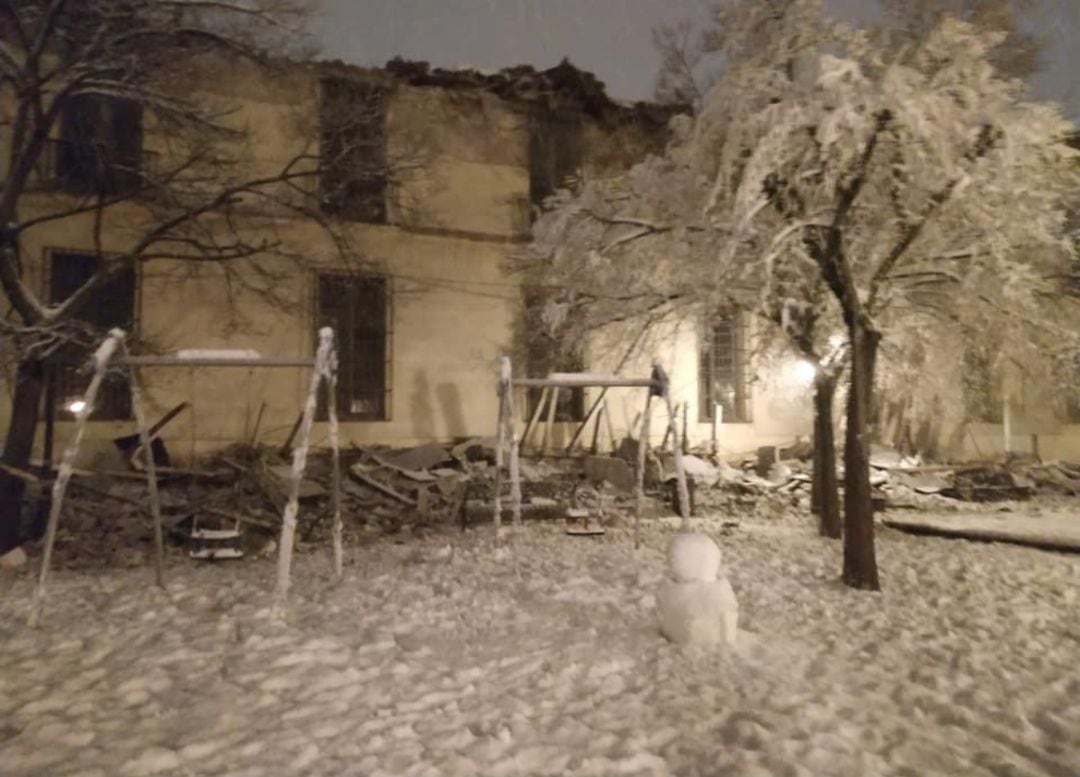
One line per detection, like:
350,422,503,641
700,311,750,423
316,272,391,421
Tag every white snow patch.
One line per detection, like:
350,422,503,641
0,512,1077,776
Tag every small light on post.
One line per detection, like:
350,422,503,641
66,399,88,416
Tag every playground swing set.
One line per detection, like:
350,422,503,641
28,327,343,626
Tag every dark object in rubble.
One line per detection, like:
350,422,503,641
669,477,697,518
113,401,189,466
941,468,1034,502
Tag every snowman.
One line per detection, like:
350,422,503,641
656,531,738,646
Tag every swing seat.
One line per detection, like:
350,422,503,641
565,507,606,536
189,519,244,560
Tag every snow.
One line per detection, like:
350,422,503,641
659,532,738,646
2,512,1079,776
666,531,722,582
174,349,262,361
657,578,738,647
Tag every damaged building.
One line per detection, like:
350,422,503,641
2,53,1078,467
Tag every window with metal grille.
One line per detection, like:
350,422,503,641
319,78,388,223
49,251,135,420
56,94,143,195
316,272,390,421
700,311,750,423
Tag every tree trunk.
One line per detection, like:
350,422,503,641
842,321,881,591
812,371,842,539
0,358,45,554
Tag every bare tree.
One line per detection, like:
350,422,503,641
0,0,380,553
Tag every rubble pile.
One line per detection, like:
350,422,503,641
14,428,1080,571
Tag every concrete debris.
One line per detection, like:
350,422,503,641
0,545,28,570
377,443,451,472
678,455,720,488
451,437,498,464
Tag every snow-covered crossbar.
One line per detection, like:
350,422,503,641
493,356,692,549
29,328,343,627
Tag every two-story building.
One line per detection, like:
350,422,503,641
9,51,1074,467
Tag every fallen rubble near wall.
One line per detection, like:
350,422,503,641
10,432,1080,571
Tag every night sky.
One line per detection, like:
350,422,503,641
313,0,1079,118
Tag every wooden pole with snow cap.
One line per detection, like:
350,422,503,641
652,362,691,531
273,327,337,615
31,329,131,627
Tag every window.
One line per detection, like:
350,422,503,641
316,272,390,420
56,95,143,195
49,251,136,420
528,110,583,212
319,78,388,223
700,311,750,423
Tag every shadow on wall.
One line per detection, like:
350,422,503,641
437,382,466,439
410,369,467,440
411,370,435,440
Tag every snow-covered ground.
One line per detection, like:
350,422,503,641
1,510,1079,777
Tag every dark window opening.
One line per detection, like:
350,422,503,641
700,312,750,423
319,78,388,223
528,110,583,212
55,95,144,195
316,272,390,421
49,251,135,420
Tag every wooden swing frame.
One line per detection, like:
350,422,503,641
493,356,692,549
29,327,342,626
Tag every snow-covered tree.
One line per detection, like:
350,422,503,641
530,1,1079,592
709,15,1079,589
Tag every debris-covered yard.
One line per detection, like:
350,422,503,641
2,496,1079,777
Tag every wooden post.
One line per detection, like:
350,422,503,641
634,391,653,550
589,402,604,454
681,402,689,454
493,358,509,537
711,403,722,457
602,398,615,454
541,385,559,456
124,351,166,589
566,388,607,453
273,328,333,615
522,385,548,453
503,358,523,547
324,331,344,580
656,362,691,531
31,329,125,627
1003,392,1012,461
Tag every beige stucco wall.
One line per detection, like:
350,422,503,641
514,313,816,461
1,205,519,466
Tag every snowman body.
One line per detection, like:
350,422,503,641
657,532,738,646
